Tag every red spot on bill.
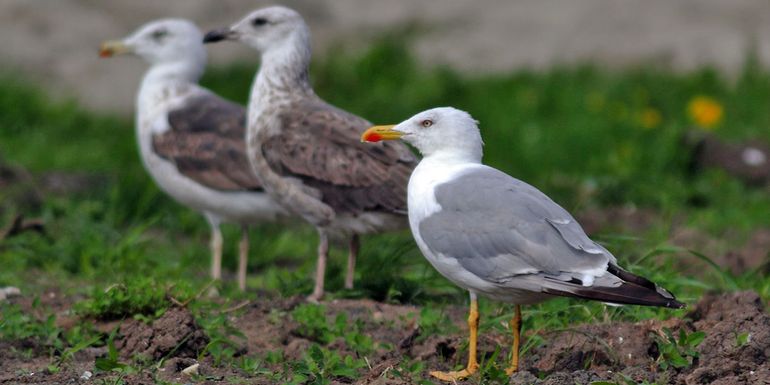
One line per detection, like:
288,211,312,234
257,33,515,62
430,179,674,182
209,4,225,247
364,132,383,142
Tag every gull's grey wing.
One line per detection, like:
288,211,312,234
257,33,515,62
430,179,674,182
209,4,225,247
418,166,613,284
153,94,263,192
262,99,418,215
419,166,684,309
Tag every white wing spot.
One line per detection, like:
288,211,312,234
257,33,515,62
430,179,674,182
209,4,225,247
581,244,605,254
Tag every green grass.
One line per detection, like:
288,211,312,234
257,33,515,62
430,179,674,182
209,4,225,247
1,36,770,383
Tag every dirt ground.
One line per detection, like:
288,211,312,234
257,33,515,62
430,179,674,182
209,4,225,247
1,291,769,385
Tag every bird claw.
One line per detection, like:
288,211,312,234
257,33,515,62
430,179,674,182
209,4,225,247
504,365,518,376
305,293,322,303
206,286,220,298
429,365,478,382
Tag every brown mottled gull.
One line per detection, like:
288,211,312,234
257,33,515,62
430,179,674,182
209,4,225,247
203,6,417,301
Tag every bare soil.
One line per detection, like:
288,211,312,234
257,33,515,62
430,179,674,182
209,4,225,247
114,307,209,361
1,291,769,384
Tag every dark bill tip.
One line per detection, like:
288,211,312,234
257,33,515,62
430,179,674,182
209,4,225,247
203,28,232,44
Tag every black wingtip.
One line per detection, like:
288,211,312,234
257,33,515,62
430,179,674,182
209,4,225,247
607,263,686,309
544,284,685,309
203,28,232,44
667,298,687,310
542,264,686,309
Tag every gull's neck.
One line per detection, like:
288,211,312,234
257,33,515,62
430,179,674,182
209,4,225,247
138,60,203,112
250,33,315,112
141,60,204,90
420,149,483,168
408,148,483,226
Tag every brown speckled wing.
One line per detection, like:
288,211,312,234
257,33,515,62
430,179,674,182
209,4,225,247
264,100,418,215
152,94,262,192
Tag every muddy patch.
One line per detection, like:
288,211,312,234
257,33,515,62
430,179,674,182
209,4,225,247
114,306,209,360
1,292,769,384
516,291,770,384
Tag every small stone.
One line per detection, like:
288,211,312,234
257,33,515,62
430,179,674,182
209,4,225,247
80,371,92,380
742,147,766,166
181,363,199,376
509,370,539,385
0,286,21,301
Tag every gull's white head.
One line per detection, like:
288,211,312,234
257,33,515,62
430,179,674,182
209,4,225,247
99,19,206,71
202,6,309,55
362,107,484,160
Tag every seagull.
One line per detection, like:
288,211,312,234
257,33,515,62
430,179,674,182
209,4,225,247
361,107,684,381
202,7,417,301
99,19,288,291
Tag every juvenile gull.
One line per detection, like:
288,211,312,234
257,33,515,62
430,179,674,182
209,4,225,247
362,107,684,381
203,7,417,301
100,19,288,290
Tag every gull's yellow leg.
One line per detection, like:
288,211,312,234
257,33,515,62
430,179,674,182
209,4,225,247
505,304,522,375
430,293,480,381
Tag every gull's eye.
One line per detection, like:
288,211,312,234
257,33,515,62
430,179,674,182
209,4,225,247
252,17,268,27
150,29,169,41
420,119,433,128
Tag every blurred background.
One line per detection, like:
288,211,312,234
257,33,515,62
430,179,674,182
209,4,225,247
1,0,770,382
4,0,770,113
1,0,769,338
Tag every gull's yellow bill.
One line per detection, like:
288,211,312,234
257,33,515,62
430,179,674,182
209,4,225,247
99,41,132,58
360,125,403,142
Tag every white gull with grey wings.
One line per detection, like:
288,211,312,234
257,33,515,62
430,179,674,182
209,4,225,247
361,107,683,381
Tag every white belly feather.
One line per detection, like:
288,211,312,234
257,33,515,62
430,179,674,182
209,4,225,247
136,86,286,225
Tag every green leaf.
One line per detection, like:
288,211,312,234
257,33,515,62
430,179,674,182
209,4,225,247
94,357,127,372
686,331,706,348
736,332,751,347
666,349,689,368
678,328,687,345
308,344,324,364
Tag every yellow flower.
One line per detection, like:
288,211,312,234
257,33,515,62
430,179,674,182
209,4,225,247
639,108,661,129
687,96,723,129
